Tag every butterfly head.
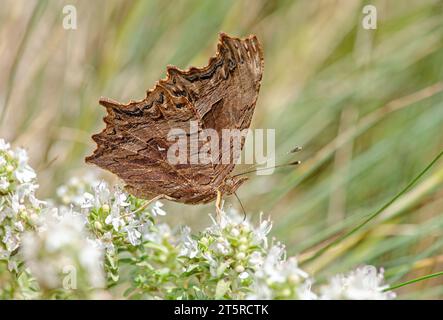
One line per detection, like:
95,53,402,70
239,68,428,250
220,176,249,195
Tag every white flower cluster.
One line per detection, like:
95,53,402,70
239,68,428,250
68,178,163,249
178,211,273,282
319,265,396,300
0,138,397,300
57,174,162,238
54,176,170,286
56,174,99,206
0,139,44,272
22,209,105,290
176,210,395,300
247,244,313,299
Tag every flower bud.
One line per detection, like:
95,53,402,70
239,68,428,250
94,221,103,231
29,213,39,224
230,228,240,237
282,288,291,297
239,244,248,252
200,236,209,246
235,252,246,260
235,265,245,273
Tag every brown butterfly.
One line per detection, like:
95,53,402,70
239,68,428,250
86,33,264,208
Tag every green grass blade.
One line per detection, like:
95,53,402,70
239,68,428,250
302,148,443,265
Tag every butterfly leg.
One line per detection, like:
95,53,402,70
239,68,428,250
125,194,175,217
215,190,223,223
148,194,175,205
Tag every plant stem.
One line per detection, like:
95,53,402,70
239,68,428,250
385,271,443,291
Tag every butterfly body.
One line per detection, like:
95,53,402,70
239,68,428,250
86,33,264,204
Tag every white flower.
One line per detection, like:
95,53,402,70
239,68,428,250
15,148,29,165
80,192,95,209
0,139,11,151
114,190,130,207
14,165,36,183
98,232,115,253
253,213,272,247
105,208,125,231
157,223,172,238
297,279,318,300
230,227,240,237
0,248,9,259
259,244,286,282
151,201,166,216
56,185,67,195
28,193,46,208
21,209,105,289
14,221,24,232
204,253,226,278
81,239,106,288
13,148,36,183
144,223,170,243
93,182,111,207
14,182,39,205
210,237,231,255
0,211,6,224
208,209,244,233
179,226,199,258
0,155,6,166
56,174,101,206
45,212,85,252
235,265,245,273
7,259,19,273
2,226,21,252
0,177,9,191
0,139,44,266
123,221,142,246
247,282,273,300
248,251,264,266
320,265,396,300
247,243,310,299
281,258,309,282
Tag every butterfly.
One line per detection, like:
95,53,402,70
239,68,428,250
86,33,264,206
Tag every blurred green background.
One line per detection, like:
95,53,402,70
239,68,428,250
1,0,443,298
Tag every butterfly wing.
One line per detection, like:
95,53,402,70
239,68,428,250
86,33,264,204
160,33,264,188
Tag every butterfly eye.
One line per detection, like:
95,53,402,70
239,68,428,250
175,103,184,109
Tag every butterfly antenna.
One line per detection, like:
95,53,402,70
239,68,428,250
234,191,247,222
237,146,303,174
38,156,58,171
288,146,303,154
232,160,301,177
232,146,303,177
